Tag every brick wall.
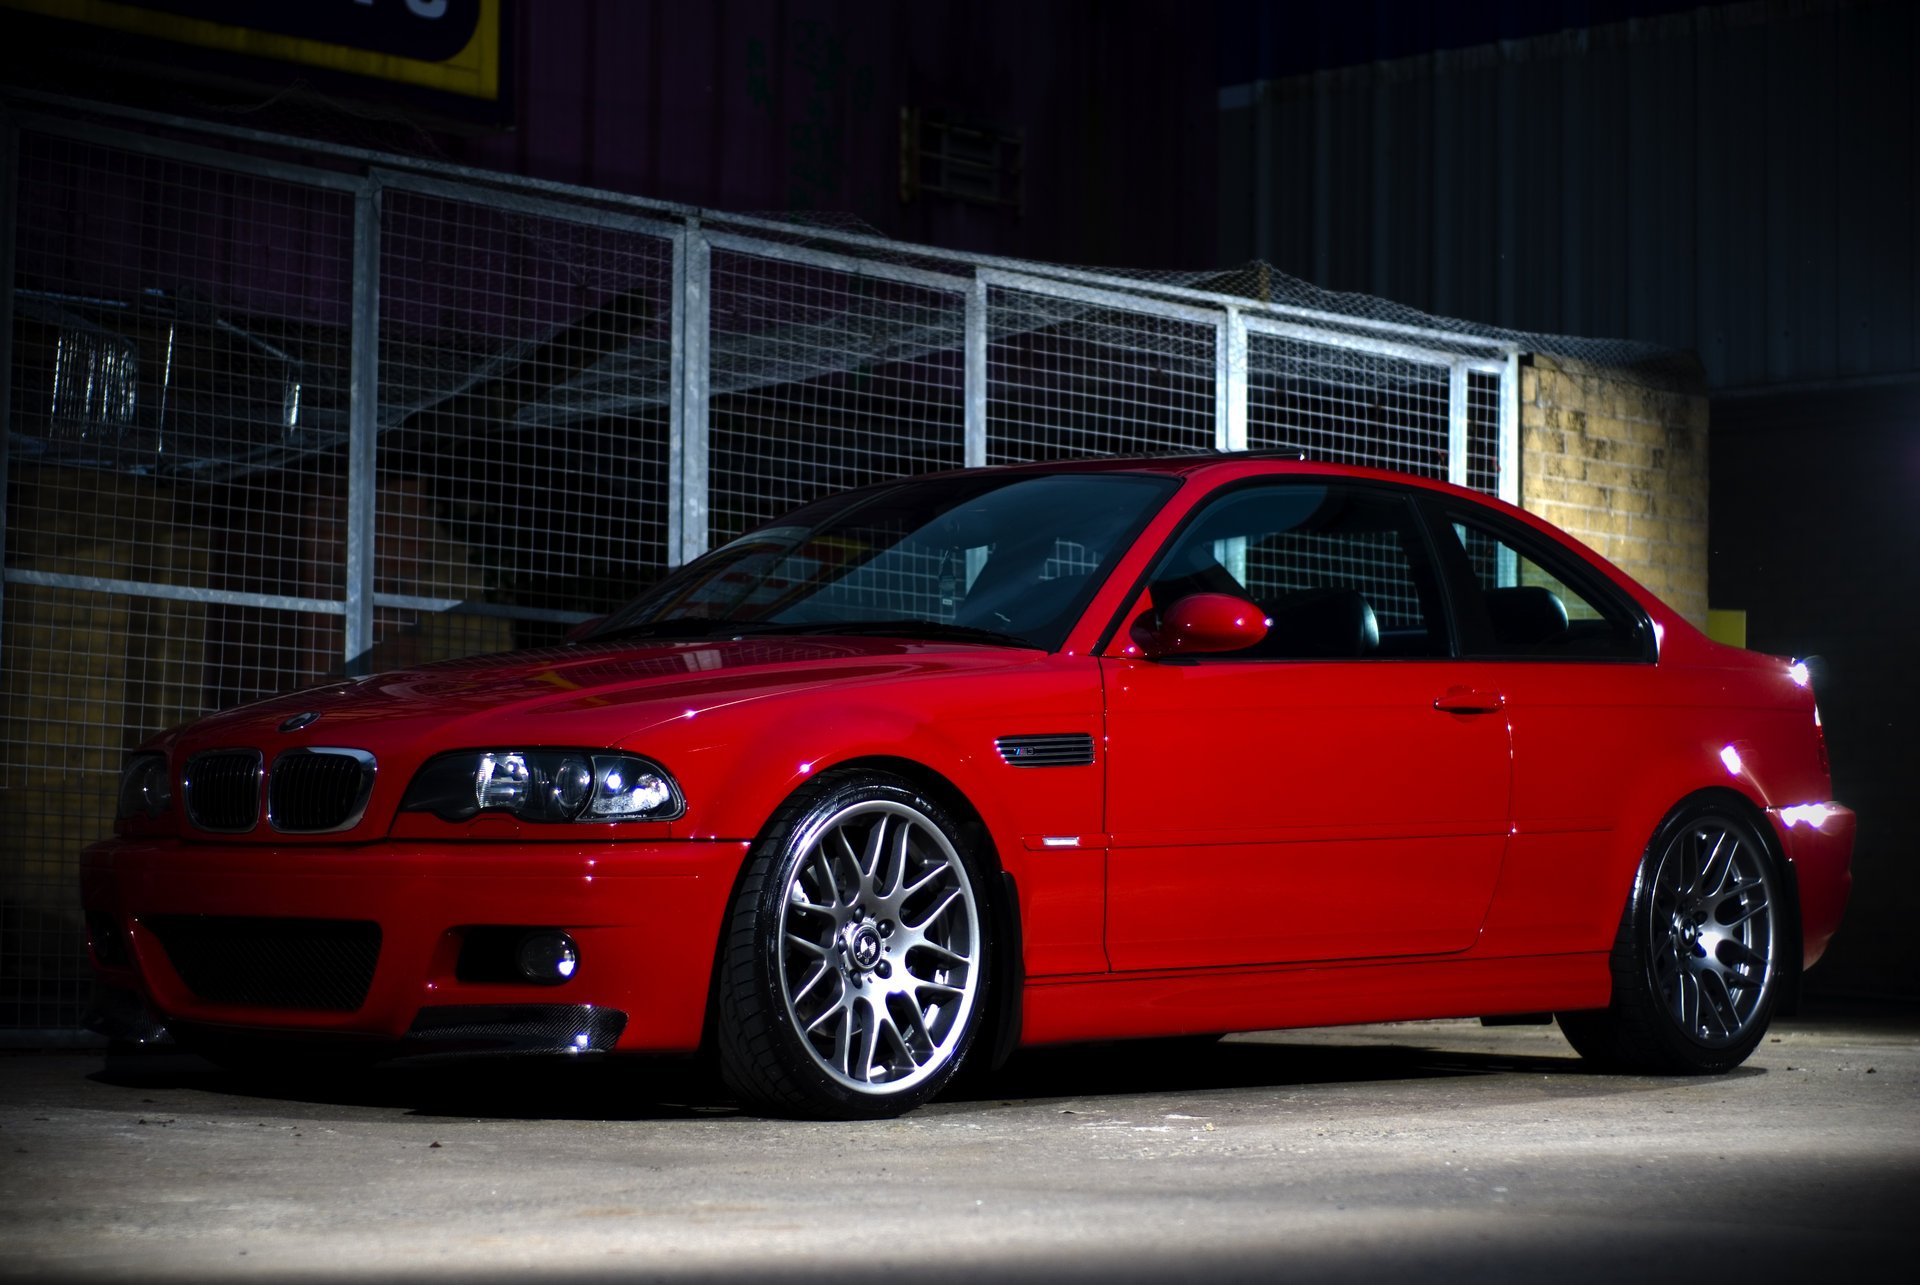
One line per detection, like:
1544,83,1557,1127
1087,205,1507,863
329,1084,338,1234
1518,354,1711,629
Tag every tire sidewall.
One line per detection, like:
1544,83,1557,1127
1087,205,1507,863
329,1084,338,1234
1623,801,1782,1074
733,771,994,1118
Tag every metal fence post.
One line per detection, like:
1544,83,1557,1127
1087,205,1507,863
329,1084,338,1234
1499,352,1522,507
1447,361,1470,488
1218,306,1248,452
668,222,711,565
344,179,381,671
964,275,987,468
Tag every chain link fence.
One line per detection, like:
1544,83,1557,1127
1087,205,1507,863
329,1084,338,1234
0,94,1561,1035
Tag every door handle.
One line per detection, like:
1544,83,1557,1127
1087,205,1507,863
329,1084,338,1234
1433,686,1505,714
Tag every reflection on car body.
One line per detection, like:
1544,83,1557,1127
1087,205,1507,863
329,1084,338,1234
84,455,1853,1118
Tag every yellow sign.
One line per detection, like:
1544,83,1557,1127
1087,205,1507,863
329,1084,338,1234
1705,609,1748,649
2,0,503,100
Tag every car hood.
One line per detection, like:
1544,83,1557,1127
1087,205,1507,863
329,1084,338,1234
163,635,1045,757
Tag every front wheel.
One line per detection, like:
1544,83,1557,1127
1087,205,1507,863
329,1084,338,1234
716,771,992,1119
1559,800,1785,1074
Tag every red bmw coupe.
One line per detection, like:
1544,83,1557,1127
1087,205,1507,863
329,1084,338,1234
83,455,1853,1118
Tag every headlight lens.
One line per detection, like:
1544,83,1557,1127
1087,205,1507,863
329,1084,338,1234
401,750,685,824
115,752,173,821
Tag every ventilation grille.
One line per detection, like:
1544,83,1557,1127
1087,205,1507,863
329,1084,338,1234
183,750,262,832
269,749,377,833
994,733,1096,767
147,916,381,1011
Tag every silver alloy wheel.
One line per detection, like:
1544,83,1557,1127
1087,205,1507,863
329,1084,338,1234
1644,816,1776,1047
775,798,982,1095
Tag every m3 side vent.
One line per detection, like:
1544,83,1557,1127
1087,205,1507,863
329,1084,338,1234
995,733,1096,767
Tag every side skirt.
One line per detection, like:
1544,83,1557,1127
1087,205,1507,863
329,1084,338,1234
1019,951,1612,1045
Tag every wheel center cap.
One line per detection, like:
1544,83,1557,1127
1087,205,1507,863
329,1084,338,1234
846,924,883,970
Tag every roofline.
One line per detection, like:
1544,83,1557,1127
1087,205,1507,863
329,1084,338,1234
916,451,1501,499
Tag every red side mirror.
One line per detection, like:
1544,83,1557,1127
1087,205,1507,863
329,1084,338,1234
1133,593,1269,660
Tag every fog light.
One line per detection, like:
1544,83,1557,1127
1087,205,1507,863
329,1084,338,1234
516,931,579,985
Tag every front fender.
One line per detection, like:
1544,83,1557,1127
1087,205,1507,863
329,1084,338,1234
647,659,1110,979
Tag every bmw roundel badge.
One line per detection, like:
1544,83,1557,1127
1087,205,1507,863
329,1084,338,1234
279,711,322,733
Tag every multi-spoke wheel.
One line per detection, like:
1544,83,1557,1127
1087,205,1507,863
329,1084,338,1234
717,770,992,1118
1559,799,1785,1074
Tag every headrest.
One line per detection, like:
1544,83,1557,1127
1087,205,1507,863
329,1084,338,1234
1484,586,1569,646
1266,587,1379,658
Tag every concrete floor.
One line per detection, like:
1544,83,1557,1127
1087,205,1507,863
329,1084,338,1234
2,1008,1916,1283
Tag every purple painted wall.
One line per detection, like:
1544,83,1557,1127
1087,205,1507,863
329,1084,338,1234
445,0,1219,271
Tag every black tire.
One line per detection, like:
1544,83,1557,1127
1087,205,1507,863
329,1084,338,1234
1558,799,1785,1074
716,770,994,1119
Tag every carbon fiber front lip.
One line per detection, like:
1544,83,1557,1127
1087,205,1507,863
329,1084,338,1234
82,981,174,1047
397,1004,628,1059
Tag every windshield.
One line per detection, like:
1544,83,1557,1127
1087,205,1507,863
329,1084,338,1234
591,471,1178,650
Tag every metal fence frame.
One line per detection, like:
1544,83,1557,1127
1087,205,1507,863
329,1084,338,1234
3,95,1528,645
0,94,1522,1034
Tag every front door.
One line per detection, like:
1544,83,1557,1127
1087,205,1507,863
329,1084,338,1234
1100,480,1512,970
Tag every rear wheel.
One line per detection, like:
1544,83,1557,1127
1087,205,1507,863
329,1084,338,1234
1559,800,1784,1074
716,770,992,1119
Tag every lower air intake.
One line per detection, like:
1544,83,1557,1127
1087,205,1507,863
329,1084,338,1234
148,916,381,1011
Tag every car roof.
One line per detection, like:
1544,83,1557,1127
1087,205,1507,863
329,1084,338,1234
949,451,1489,502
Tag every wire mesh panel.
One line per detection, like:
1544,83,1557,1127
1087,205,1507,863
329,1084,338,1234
1466,368,1504,498
1,101,1555,1037
1244,329,1453,479
985,282,1218,463
3,129,355,1029
375,187,675,658
705,246,968,546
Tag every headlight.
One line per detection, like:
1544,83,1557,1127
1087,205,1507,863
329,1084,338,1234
115,752,173,822
401,750,685,823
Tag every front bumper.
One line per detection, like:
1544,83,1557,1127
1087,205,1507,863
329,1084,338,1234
80,836,750,1053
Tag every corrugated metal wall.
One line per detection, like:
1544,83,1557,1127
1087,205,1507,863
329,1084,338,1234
1219,0,1919,392
447,0,1218,272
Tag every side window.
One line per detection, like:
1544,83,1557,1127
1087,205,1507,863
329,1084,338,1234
1144,482,1446,659
1437,510,1652,661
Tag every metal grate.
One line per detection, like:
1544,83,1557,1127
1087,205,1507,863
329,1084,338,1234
267,748,376,833
182,750,263,833
4,127,355,1028
1245,332,1452,479
1467,368,1504,499
374,188,675,658
987,286,1216,464
707,250,967,547
3,101,1552,1033
146,916,381,1011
